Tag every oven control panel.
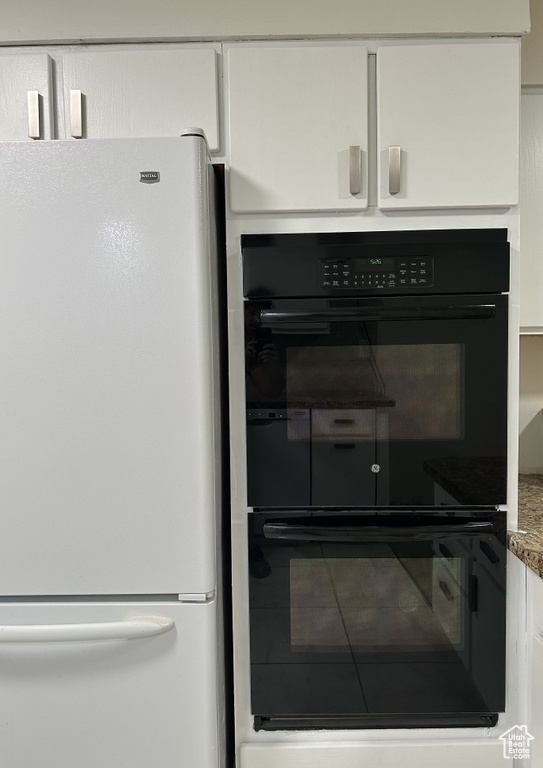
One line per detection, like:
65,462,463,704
320,257,434,291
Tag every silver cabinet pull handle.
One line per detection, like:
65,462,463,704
0,616,174,643
27,90,40,139
70,89,83,138
349,145,362,196
388,146,401,195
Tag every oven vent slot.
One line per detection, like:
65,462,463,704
254,714,499,731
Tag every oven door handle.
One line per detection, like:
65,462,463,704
262,521,494,542
260,305,496,324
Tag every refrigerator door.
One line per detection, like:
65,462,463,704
0,137,219,595
0,600,222,768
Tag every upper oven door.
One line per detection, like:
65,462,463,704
245,293,507,508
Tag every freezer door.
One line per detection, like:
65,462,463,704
0,137,220,595
0,600,223,768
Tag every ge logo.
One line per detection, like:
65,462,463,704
371,464,380,473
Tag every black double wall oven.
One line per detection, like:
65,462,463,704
243,229,509,731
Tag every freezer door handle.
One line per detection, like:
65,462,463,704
0,615,174,643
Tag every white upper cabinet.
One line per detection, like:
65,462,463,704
61,48,220,151
227,45,368,213
377,43,520,210
0,54,54,141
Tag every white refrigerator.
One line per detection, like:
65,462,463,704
0,135,225,767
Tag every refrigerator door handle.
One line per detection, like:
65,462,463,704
0,615,174,643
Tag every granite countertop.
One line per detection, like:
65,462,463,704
424,456,507,506
247,392,396,409
509,474,543,578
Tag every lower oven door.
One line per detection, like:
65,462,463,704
248,510,506,730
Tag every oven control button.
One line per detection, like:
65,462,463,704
332,280,340,287
322,280,331,287
371,464,381,473
410,278,418,284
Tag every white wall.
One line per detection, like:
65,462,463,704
519,337,543,473
0,0,530,45
519,2,543,472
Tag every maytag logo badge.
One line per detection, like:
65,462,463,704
140,171,160,184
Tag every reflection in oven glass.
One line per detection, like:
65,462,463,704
286,343,463,441
290,557,463,652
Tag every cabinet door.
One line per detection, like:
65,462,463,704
312,442,376,506
377,43,519,210
61,48,219,151
0,53,53,140
532,561,543,632
532,635,543,767
228,45,368,212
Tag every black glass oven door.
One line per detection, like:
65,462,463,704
245,294,507,508
248,510,506,730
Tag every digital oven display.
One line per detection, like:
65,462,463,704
354,257,395,269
